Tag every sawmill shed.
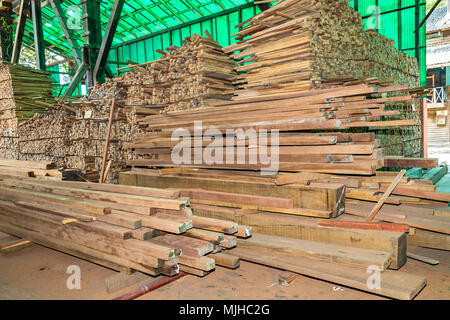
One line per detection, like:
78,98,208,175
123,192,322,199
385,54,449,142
0,0,448,305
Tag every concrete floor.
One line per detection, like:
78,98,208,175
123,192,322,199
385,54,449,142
0,243,448,300
428,142,450,165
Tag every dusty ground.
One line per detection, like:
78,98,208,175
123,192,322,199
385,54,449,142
0,243,448,300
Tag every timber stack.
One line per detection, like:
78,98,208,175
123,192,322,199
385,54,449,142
227,0,418,98
0,61,56,160
226,0,421,157
125,0,423,174
121,33,235,114
126,81,421,175
0,172,245,277
17,104,70,165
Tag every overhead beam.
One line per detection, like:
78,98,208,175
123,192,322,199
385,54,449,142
30,0,46,70
93,0,124,83
48,0,81,65
11,0,30,63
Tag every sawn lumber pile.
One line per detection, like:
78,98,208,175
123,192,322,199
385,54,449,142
0,173,246,277
225,0,418,98
120,167,450,247
119,169,434,300
121,33,235,114
126,82,421,175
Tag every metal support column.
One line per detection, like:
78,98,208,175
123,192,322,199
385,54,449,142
81,0,102,92
93,0,124,84
48,0,81,65
30,0,46,70
414,1,420,66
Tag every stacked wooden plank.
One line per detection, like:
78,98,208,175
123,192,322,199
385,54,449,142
0,62,18,159
0,158,80,180
120,164,450,251
224,0,422,157
4,74,138,182
120,168,345,218
64,96,138,183
233,233,426,300
0,174,245,277
121,33,235,114
226,0,418,98
118,170,432,299
126,83,422,175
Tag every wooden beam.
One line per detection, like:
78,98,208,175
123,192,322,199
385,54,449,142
63,62,87,97
383,157,438,169
191,203,407,269
100,98,116,183
119,171,345,217
232,247,426,300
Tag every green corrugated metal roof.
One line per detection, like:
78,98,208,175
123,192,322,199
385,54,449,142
18,0,254,59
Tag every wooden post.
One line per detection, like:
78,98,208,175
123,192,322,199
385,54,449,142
100,99,116,183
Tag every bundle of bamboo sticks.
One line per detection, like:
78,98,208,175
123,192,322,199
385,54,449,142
0,61,57,161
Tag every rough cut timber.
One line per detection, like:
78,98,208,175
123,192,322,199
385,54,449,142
0,173,244,277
